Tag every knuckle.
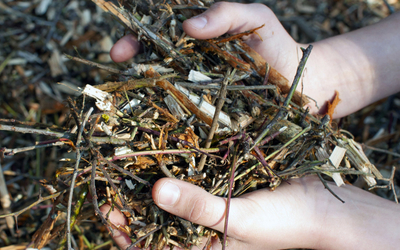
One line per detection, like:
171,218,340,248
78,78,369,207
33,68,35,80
250,3,272,15
210,1,230,11
187,196,214,224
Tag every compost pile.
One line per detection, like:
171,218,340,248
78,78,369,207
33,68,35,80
0,0,391,249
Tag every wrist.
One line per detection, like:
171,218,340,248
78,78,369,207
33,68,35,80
313,182,400,250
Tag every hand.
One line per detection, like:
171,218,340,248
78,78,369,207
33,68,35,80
102,176,325,250
105,2,400,249
110,2,400,119
101,175,400,250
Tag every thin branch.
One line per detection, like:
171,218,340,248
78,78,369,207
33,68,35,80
0,162,14,234
109,148,220,161
0,124,130,145
64,54,124,75
67,107,93,250
362,144,400,158
317,173,345,203
251,45,313,148
136,127,223,159
235,126,311,181
2,141,65,155
0,191,64,219
176,82,276,91
222,154,238,250
198,69,236,171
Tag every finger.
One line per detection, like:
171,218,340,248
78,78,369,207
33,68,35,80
182,1,298,75
152,178,248,240
100,204,136,250
182,2,282,40
110,34,141,63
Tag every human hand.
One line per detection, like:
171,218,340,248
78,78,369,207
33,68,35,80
102,174,400,250
102,176,326,249
110,2,320,111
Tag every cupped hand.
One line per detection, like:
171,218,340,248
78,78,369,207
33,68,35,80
110,2,301,88
102,176,331,249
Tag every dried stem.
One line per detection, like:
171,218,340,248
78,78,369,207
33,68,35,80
252,45,313,148
127,225,163,250
64,54,124,75
58,184,89,248
176,82,276,91
67,107,93,249
110,147,220,161
2,141,65,155
136,127,222,159
235,126,311,181
0,191,64,219
95,73,178,92
0,162,14,234
198,69,236,171
222,154,238,250
317,173,345,203
0,124,130,144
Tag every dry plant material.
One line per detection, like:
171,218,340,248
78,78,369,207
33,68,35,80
326,90,341,121
0,0,392,249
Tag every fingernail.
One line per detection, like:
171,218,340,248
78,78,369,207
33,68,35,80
188,15,207,29
158,181,180,206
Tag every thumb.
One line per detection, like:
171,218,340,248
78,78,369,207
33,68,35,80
182,2,299,79
152,178,245,239
182,2,280,40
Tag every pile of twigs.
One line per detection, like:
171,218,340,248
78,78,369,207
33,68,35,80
0,0,392,249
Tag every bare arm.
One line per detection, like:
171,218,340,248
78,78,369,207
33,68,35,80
305,12,400,117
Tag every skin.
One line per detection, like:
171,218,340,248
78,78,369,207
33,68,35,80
105,2,400,249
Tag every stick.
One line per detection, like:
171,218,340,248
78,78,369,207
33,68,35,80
0,191,64,219
67,107,93,249
109,148,221,161
222,154,238,250
198,69,236,171
317,173,345,203
0,124,130,145
64,54,124,75
0,162,14,234
176,82,276,91
251,45,313,148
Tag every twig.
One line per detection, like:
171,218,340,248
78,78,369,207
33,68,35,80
176,82,276,91
98,164,137,215
251,45,313,148
101,155,150,185
67,107,93,250
0,191,64,219
95,73,178,92
58,184,89,248
253,146,280,179
0,124,130,144
235,126,311,181
127,225,163,250
222,154,238,250
159,160,175,178
362,144,400,158
0,162,14,234
92,0,192,68
109,148,220,161
2,141,65,155
136,127,222,159
317,173,345,203
198,69,236,171
64,54,124,75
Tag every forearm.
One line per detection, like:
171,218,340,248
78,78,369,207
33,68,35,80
314,182,400,249
303,12,400,118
